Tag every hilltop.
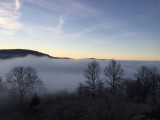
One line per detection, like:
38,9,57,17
0,49,54,59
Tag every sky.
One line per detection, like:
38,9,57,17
0,0,160,61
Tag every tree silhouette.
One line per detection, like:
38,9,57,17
6,66,42,106
104,60,124,94
84,60,100,98
134,65,151,103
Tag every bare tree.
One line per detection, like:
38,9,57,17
84,60,100,98
134,65,152,103
104,60,124,94
6,66,42,106
135,66,151,86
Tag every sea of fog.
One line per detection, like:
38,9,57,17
0,55,160,93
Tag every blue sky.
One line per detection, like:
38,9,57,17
0,0,160,60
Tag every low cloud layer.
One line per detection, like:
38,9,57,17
0,56,160,93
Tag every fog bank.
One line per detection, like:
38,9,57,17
0,55,160,92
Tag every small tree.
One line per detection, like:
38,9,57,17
77,83,88,97
104,60,124,94
30,93,41,107
84,60,100,98
6,66,42,106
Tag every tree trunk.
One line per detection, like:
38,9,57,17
20,94,24,107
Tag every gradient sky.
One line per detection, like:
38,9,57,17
0,0,160,60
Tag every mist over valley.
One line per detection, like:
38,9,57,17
0,54,159,93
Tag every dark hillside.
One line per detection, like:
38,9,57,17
0,49,53,59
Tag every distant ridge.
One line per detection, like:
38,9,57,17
0,49,55,59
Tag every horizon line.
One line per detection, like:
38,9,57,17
0,48,160,62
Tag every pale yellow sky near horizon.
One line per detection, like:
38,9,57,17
1,46,159,61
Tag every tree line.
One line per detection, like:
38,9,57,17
0,60,160,106
78,60,160,106
0,59,160,120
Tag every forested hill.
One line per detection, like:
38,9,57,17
0,49,54,59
